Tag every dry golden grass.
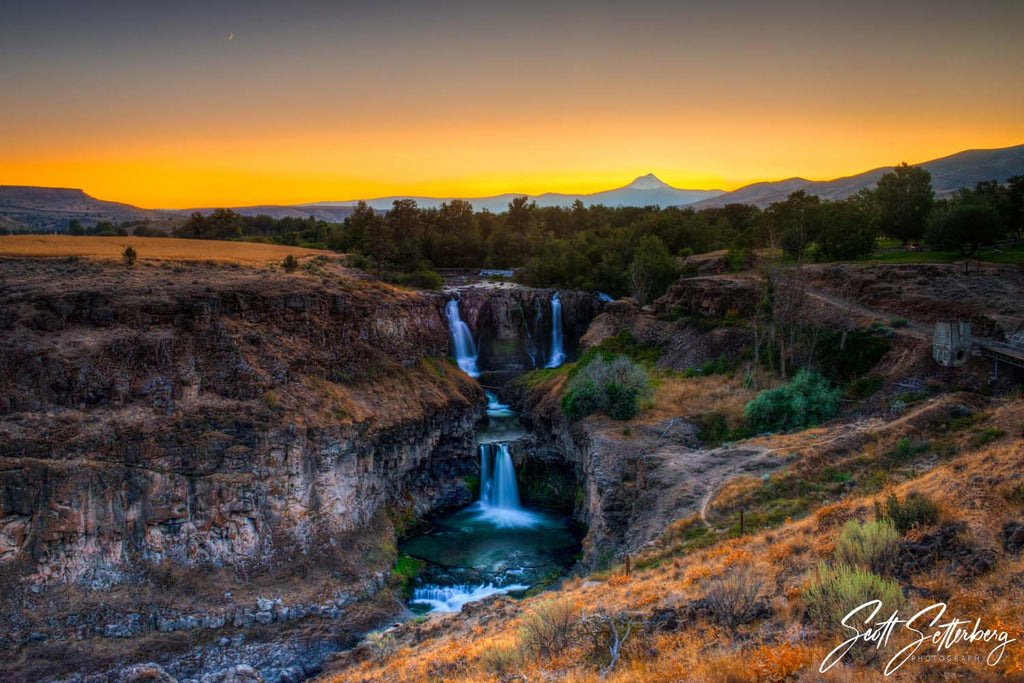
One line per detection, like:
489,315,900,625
645,370,768,425
0,234,331,264
327,398,1024,683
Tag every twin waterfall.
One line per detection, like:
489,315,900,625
445,291,565,374
411,290,566,613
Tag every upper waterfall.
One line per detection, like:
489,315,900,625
445,298,479,377
545,291,566,368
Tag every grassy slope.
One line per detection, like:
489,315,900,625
325,392,1024,683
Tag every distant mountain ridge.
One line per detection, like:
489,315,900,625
3,144,1022,232
0,186,168,232
303,173,724,213
689,144,1024,209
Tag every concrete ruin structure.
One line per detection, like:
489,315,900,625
932,320,972,367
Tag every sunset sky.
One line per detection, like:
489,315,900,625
1,1,1023,209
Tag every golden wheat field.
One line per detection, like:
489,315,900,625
0,235,331,264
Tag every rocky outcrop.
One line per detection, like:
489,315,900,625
654,275,761,321
580,299,751,372
0,258,485,681
513,379,780,568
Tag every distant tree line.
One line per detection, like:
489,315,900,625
56,165,1024,299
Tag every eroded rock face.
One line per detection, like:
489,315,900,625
0,259,485,680
580,299,751,372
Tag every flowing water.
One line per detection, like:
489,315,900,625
410,292,580,613
545,291,566,368
446,298,479,377
400,393,580,613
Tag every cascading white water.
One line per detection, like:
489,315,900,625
490,443,520,509
545,291,566,368
476,442,537,527
445,298,479,377
485,391,515,418
410,582,530,613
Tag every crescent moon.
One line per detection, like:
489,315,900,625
228,32,234,41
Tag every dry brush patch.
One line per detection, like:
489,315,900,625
326,398,1024,683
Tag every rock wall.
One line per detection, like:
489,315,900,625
0,259,484,681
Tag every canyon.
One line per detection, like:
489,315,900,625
2,253,1022,682
0,256,611,681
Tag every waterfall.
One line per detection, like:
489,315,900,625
445,298,479,377
477,443,536,527
545,291,566,368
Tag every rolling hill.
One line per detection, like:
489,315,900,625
0,186,170,232
690,144,1024,209
4,144,1022,233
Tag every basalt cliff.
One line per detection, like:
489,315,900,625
0,258,599,682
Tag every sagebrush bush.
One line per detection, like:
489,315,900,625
744,369,841,432
834,519,899,574
700,565,765,632
519,598,578,658
561,355,652,421
480,640,523,675
364,630,396,663
804,563,905,634
877,492,938,532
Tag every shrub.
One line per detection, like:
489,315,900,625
282,254,299,272
804,563,905,634
561,355,652,421
834,519,899,574
364,630,397,663
519,598,578,658
122,246,137,267
969,428,1006,448
593,330,662,364
889,317,909,328
396,268,443,290
877,492,938,533
1004,483,1024,506
578,610,644,673
744,369,841,432
700,566,765,632
480,640,523,676
389,554,425,595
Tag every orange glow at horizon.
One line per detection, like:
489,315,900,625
2,2,1023,209
4,118,1023,209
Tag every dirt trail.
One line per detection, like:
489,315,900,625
804,285,931,335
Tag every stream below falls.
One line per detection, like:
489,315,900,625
399,392,582,613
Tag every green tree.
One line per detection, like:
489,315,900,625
924,201,1003,259
282,254,299,272
122,245,137,267
875,163,934,244
816,196,878,260
68,219,85,236
629,235,677,305
1006,175,1024,238
765,190,822,260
